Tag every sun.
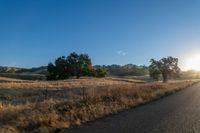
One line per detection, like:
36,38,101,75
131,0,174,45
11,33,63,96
184,54,200,71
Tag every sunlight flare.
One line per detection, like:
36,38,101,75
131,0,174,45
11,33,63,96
184,54,200,71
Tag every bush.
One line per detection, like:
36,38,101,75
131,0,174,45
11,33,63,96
94,68,107,78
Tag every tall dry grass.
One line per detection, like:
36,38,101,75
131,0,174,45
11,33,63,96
0,77,198,133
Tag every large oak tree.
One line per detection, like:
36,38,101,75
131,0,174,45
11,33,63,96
47,52,93,80
149,56,180,82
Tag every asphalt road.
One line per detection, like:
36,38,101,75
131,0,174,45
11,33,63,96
64,83,200,133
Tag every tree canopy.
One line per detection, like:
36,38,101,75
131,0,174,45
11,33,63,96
47,52,93,80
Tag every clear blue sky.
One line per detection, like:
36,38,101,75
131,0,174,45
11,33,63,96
0,0,200,68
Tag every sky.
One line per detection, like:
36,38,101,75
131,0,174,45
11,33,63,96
0,0,200,69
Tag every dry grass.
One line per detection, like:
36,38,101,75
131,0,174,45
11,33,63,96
0,77,199,133
0,77,144,89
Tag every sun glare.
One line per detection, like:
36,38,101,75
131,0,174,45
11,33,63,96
185,54,200,71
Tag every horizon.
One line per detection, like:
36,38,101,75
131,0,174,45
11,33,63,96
1,0,200,70
2,61,200,73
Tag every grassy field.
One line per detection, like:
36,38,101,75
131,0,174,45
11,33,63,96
0,77,199,133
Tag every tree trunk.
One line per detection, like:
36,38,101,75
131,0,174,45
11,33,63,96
76,72,80,79
162,72,168,83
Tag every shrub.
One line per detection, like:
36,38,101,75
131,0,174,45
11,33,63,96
94,68,107,78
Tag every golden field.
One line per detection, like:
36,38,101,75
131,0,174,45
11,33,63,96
0,77,198,133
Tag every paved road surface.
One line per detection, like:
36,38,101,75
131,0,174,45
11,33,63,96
64,83,200,133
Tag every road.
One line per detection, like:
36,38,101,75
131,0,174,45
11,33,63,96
64,83,200,133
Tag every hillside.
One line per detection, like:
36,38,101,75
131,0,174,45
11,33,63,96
0,64,149,79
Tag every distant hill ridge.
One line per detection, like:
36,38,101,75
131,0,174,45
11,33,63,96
0,65,199,81
0,66,47,75
0,64,149,77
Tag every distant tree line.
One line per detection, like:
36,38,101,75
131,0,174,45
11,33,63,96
17,66,48,75
94,64,149,77
47,52,107,80
181,70,200,79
